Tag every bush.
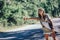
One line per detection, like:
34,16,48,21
0,0,60,27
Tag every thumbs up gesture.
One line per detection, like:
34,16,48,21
23,16,28,20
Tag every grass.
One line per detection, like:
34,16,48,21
0,23,37,32
0,19,39,32
0,25,24,32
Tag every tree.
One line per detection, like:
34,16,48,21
0,0,60,27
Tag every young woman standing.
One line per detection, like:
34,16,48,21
24,8,56,40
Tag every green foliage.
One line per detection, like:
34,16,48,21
0,0,60,27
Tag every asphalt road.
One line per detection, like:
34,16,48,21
0,29,44,40
0,18,60,40
0,29,60,40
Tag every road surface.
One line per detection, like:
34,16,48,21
0,29,60,40
0,29,44,40
0,18,60,40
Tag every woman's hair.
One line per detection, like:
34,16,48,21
38,8,46,20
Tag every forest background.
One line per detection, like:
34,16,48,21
0,0,60,29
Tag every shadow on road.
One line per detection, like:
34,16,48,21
0,29,44,40
0,29,60,40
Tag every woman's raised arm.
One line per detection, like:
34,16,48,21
24,17,40,20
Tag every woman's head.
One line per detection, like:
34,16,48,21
38,8,45,19
38,8,45,15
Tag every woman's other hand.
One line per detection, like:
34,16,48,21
23,16,28,20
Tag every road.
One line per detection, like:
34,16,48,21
0,29,60,40
0,29,44,40
0,18,60,40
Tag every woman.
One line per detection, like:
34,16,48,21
24,8,56,40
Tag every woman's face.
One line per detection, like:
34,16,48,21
38,10,44,15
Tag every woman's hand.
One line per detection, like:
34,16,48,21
51,28,55,32
23,16,28,20
23,17,40,20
